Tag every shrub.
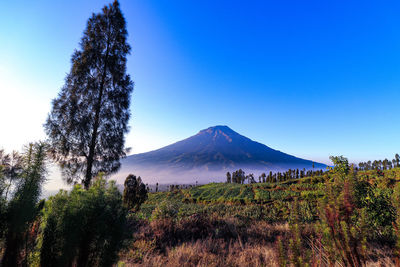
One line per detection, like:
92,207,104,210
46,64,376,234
177,213,213,240
317,164,367,266
150,200,181,221
38,178,130,267
123,174,148,211
149,218,177,250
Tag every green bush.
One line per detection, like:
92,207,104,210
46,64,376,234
38,178,130,267
151,200,181,221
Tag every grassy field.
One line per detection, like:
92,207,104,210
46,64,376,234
118,167,400,266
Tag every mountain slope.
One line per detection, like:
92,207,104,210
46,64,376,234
118,126,326,183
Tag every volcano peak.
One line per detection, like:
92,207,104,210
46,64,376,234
120,126,326,183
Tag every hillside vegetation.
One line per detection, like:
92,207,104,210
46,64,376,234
119,164,400,266
138,168,399,219
3,147,400,266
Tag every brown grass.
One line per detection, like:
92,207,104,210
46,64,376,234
120,215,395,267
123,238,278,267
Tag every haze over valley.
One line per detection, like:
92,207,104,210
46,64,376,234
116,125,326,184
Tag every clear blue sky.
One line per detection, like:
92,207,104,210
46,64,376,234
1,0,400,166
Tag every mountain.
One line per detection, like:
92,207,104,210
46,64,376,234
116,126,326,184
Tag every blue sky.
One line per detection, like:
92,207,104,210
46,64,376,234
1,0,400,167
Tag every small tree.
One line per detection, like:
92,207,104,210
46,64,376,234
232,169,245,184
329,155,350,177
2,142,48,266
247,173,255,184
260,173,266,183
123,174,148,211
317,158,367,266
269,171,273,182
226,172,231,183
0,150,23,199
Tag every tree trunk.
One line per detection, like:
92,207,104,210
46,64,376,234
83,32,111,189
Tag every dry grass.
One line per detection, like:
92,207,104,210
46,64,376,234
120,216,396,266
124,238,278,267
120,220,288,266
364,245,395,267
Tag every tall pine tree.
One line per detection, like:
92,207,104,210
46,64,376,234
45,1,133,189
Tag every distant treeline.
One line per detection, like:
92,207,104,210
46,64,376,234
224,154,400,184
226,168,324,184
358,154,400,170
